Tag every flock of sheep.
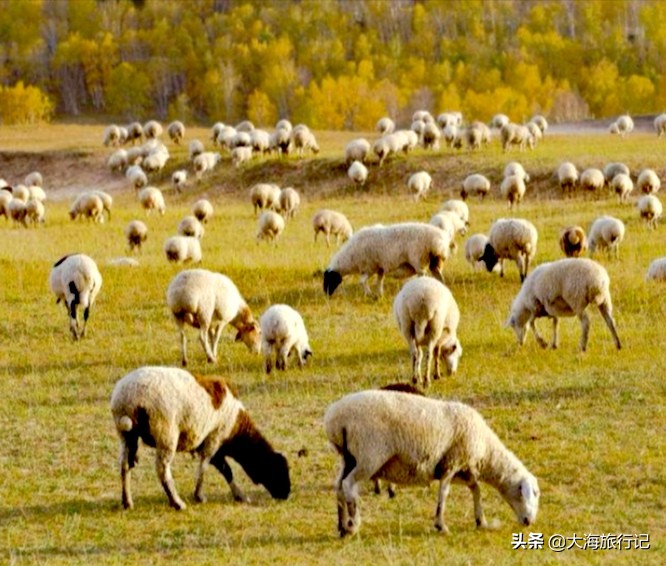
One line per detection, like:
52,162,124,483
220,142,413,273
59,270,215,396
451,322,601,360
3,107,665,538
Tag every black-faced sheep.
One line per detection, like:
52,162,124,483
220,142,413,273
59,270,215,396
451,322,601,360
479,218,538,282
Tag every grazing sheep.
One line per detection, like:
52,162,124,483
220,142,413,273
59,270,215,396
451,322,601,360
108,149,128,173
28,185,46,202
167,120,185,144
172,170,187,193
312,209,353,247
70,192,104,223
291,126,319,157
491,113,510,129
345,138,371,163
579,168,605,193
192,199,214,223
588,216,625,259
125,220,148,253
323,223,450,297
250,183,281,216
429,211,466,254
235,120,254,132
275,118,292,132
166,269,261,366
8,198,28,227
347,160,368,187
636,169,661,194
611,173,634,203
376,117,395,135
393,276,462,387
193,151,221,180
559,226,588,258
637,195,663,229
479,218,538,282
422,122,441,150
506,258,621,351
11,184,30,201
557,162,578,193
138,187,166,215
440,199,469,227
461,174,490,200
270,127,292,155
464,234,491,270
250,128,271,154
609,114,633,137
500,123,532,151
25,198,45,225
407,171,432,201
164,235,202,264
143,120,163,139
501,175,526,209
603,162,630,186
0,189,12,219
126,165,147,190
654,114,666,137
278,187,300,219
49,253,102,340
325,390,540,536
256,211,285,245
189,139,205,161
178,215,205,239
525,122,542,146
90,190,112,221
24,171,43,188
646,257,666,281
110,366,290,509
231,146,253,167
503,162,530,183
529,115,548,134
126,122,144,144
142,144,170,173
260,304,312,374
103,125,121,147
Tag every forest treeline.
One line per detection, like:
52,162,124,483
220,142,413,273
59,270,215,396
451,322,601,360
2,0,666,127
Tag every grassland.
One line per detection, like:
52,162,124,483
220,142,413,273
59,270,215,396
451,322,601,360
0,123,664,565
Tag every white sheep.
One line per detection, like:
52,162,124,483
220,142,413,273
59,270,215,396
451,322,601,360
28,185,46,202
163,235,202,264
167,120,185,144
231,146,254,167
429,211,465,254
270,127,292,155
291,125,319,157
325,390,540,536
192,199,214,223
491,113,510,129
464,233,491,270
636,169,661,194
376,117,395,135
0,189,11,220
250,128,271,154
259,304,312,374
90,190,112,221
500,123,532,151
7,198,28,227
24,171,43,188
108,149,128,173
178,215,205,239
609,114,633,137
529,115,548,134
407,171,432,201
11,184,30,201
323,223,450,297
278,187,300,219
347,160,368,187
143,143,170,173
461,174,490,200
143,120,163,139
193,151,221,179
646,257,666,281
654,113,666,137
126,121,143,144
422,122,441,150
636,195,662,229
166,269,261,366
393,276,462,387
138,186,166,215
126,165,147,190
69,192,104,223
189,139,204,161
440,199,469,227
250,183,281,215
49,253,102,340
479,218,538,281
559,226,587,258
611,173,634,203
25,198,45,225
172,170,187,193
110,366,290,509
256,210,285,245
500,175,526,209
345,138,371,164
506,258,621,351
603,162,630,185
579,168,605,193
503,161,530,182
125,220,148,253
557,162,578,193
312,209,353,247
588,215,625,259
235,120,254,132
103,124,121,147
275,118,292,132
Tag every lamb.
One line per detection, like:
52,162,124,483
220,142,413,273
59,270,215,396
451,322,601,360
440,199,469,227
164,236,202,264
376,117,395,135
465,234,491,270
559,226,587,257
347,160,368,187
579,168,605,193
138,186,166,215
588,216,625,258
500,175,526,209
126,165,147,190
103,125,121,147
312,209,353,246
178,215,205,239
125,220,148,253
110,366,290,510
69,192,104,223
557,162,578,193
393,276,462,387
407,171,432,201
636,169,661,194
256,210,285,245
345,138,371,163
654,113,666,137
323,223,450,297
250,183,281,215
611,173,633,203
259,304,312,374
193,151,221,179
278,187,300,219
636,195,662,229
143,120,163,139
231,146,253,167
324,390,540,536
172,170,187,193
479,218,538,282
166,269,261,366
167,120,185,144
48,253,102,340
460,174,490,200
505,258,621,351
192,199,214,223
646,257,666,281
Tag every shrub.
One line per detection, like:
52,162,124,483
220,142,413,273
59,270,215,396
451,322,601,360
0,82,53,125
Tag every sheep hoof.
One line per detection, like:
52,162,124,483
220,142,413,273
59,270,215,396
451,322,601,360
171,500,187,511
194,493,207,504
434,522,450,535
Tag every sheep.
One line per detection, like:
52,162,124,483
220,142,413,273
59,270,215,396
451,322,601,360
189,139,204,161
138,186,166,215
343,138,371,165
69,192,104,223
125,146,143,166
503,161,530,183
393,276,462,387
506,258,621,351
126,121,144,144
270,127,292,155
291,127,319,157
0,189,11,220
231,145,253,167
166,269,261,366
24,171,43,188
500,175,526,209
48,253,102,340
250,183,281,215
603,162,630,186
192,199,214,223
429,211,466,254
463,123,485,150
125,220,148,253
557,162,578,193
376,117,395,135
108,149,128,173
491,113,510,129
479,218,538,282
436,112,459,130
178,215,205,239
636,195,662,229
654,113,666,137
323,223,450,297
442,123,459,148
460,174,490,201
91,190,113,221
167,120,185,144
164,235,202,264
193,151,221,179
611,173,634,203
636,169,661,194
609,114,633,137
216,125,238,149
588,216,625,259
407,171,432,201
312,209,353,247
278,187,300,219
103,124,121,147
646,257,666,281
275,118,292,132
249,128,271,154
440,199,469,227
559,226,588,258
464,234,491,270
11,184,30,201
256,210,285,245
347,160,368,187
126,165,147,190
25,198,45,225
525,121,542,146
259,304,312,374
579,168,605,193
143,120,163,139
422,122,441,150
8,198,28,227
142,145,170,173
500,123,532,151
110,366,290,510
235,120,255,132
324,390,540,536
372,136,392,166
172,170,187,193
529,115,548,134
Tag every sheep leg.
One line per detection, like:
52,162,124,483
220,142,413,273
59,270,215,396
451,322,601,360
426,343,436,383
68,299,80,340
193,457,211,503
551,317,559,349
119,435,139,510
529,315,548,349
375,269,385,298
434,470,457,533
199,325,216,363
262,341,274,374
599,302,622,350
210,453,249,502
359,274,372,296
80,305,91,339
277,343,290,371
578,311,590,352
468,481,488,528
155,449,186,510
210,323,225,360
410,341,423,387
179,326,188,367
499,259,505,277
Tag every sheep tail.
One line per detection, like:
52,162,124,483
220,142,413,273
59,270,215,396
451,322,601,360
117,415,133,432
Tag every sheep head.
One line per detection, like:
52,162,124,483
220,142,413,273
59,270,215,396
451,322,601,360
323,269,343,296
